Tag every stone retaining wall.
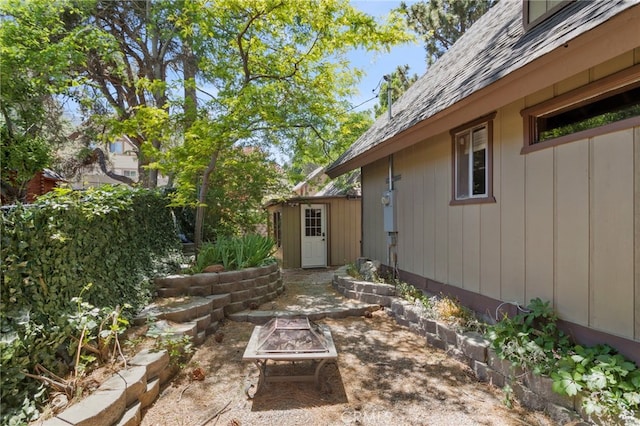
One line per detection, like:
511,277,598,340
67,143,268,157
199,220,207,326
40,264,282,426
332,266,584,424
40,349,173,426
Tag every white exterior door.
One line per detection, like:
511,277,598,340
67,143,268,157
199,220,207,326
301,204,327,268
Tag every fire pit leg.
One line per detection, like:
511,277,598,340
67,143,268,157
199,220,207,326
314,359,329,389
255,360,267,390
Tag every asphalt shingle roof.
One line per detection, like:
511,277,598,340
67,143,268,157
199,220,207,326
327,0,639,176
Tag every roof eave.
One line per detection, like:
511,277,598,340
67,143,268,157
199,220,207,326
326,5,640,179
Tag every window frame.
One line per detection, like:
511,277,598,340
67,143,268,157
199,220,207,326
521,65,640,154
522,0,571,31
450,112,497,206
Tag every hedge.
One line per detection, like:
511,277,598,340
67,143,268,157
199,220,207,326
0,185,181,424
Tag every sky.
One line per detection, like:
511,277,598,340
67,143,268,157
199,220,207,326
348,1,426,112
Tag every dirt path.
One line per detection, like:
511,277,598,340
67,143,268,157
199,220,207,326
141,310,556,426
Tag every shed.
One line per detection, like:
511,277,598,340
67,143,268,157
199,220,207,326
266,170,361,269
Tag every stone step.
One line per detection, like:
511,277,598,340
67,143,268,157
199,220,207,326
227,304,381,325
132,294,230,326
146,320,198,341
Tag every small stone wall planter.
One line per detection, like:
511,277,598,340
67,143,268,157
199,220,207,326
332,266,586,425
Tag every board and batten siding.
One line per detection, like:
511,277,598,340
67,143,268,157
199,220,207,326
273,198,361,269
361,54,639,341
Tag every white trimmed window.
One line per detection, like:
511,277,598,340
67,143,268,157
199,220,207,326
450,113,496,205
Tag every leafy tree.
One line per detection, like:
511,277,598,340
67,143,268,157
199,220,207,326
374,64,419,118
0,0,84,203
150,0,410,249
372,0,497,118
284,107,373,183
398,0,498,65
202,146,287,239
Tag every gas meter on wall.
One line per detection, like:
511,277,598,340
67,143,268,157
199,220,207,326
381,190,397,232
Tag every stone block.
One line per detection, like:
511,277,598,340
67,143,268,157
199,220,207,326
242,267,262,279
394,315,411,328
457,332,489,362
426,332,446,351
156,287,182,298
194,314,212,332
269,271,280,282
217,270,244,284
154,275,191,291
158,364,179,385
233,279,254,291
195,298,214,317
390,299,407,316
472,360,489,382
211,307,225,321
192,273,219,286
420,317,437,334
254,285,270,297
255,275,270,286
161,303,199,323
231,289,254,303
487,349,524,379
487,369,505,388
188,285,212,297
193,330,206,346
139,378,160,408
511,381,545,411
210,282,236,294
360,293,391,306
403,305,424,324
114,401,141,426
247,311,275,325
207,293,231,309
129,349,169,380
57,389,125,426
100,366,147,407
524,372,574,409
436,322,458,348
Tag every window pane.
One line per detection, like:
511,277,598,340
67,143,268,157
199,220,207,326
471,127,487,195
456,133,470,199
472,148,486,195
537,86,640,142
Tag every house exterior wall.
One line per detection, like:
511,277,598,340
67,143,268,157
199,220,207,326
269,198,361,269
361,52,639,343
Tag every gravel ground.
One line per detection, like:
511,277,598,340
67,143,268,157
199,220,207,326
140,310,557,426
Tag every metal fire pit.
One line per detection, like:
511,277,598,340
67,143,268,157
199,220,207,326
242,317,337,390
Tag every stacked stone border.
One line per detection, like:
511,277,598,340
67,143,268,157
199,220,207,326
40,264,282,426
332,266,585,425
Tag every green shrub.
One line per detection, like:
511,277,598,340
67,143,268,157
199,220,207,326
192,234,276,272
487,298,640,422
552,344,640,422
0,185,180,424
487,298,570,375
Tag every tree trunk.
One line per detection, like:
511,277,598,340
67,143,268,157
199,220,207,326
194,151,219,252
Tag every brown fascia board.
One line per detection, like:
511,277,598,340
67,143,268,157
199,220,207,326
326,5,640,179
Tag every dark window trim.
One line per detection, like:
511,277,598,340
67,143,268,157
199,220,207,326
450,112,497,206
522,0,572,31
521,65,640,154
